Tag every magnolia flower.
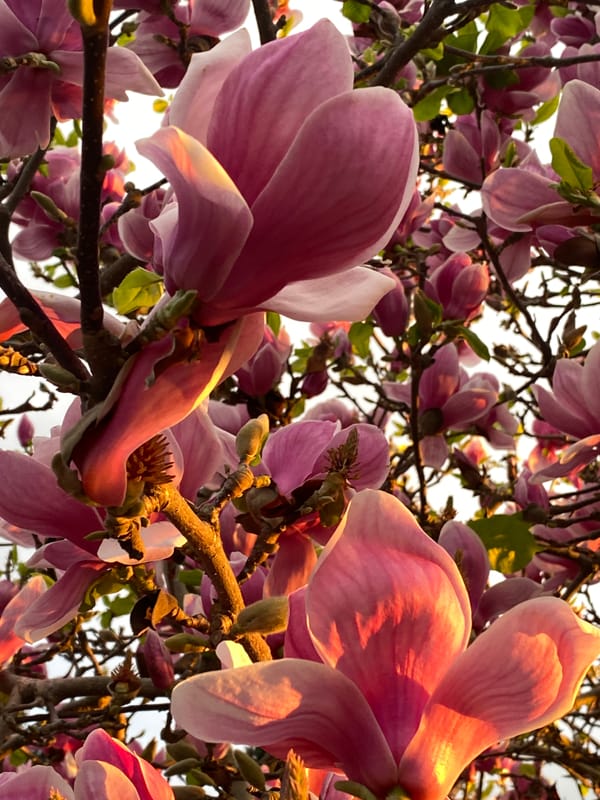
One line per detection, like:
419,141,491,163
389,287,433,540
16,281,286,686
171,489,600,800
68,20,418,507
0,728,173,799
0,0,161,157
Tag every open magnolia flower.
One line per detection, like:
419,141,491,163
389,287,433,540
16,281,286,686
171,489,600,800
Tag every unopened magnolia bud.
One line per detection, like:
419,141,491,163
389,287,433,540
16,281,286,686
138,630,174,690
30,191,71,223
167,742,201,762
235,414,270,463
17,415,34,448
230,596,289,636
233,749,266,791
164,633,208,653
173,788,208,800
413,288,441,339
165,758,203,777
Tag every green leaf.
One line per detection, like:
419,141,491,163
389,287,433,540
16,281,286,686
112,267,164,314
266,311,281,336
421,42,444,61
451,20,479,52
448,88,475,116
53,273,76,289
482,3,534,53
550,137,593,192
342,0,371,23
531,94,559,126
349,321,374,359
412,86,451,122
457,326,490,360
468,513,542,573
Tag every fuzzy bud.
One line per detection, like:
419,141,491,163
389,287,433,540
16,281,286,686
230,596,289,636
235,414,270,463
138,630,175,690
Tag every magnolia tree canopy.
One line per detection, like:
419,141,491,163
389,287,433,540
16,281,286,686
1,1,600,799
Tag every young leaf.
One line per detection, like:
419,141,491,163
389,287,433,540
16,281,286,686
468,513,542,573
342,0,371,23
112,267,164,315
550,137,594,193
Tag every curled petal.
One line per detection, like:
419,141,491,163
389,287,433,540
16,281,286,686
171,659,398,794
0,576,47,666
398,597,600,800
0,765,74,799
307,490,471,763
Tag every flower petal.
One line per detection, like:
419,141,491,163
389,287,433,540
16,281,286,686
218,88,418,315
74,761,142,800
208,19,353,205
398,596,600,800
306,490,471,763
171,658,398,794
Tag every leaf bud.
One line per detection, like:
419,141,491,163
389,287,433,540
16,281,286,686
230,596,289,636
233,749,267,791
235,414,270,463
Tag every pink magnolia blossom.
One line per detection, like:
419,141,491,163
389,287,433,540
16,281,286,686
121,20,418,327
0,728,174,799
0,0,161,158
171,489,600,800
236,323,292,397
117,0,250,87
425,252,489,322
0,576,47,667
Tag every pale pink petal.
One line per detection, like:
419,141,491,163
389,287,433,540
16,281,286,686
284,586,321,662
98,520,185,563
219,89,418,315
0,765,74,799
262,420,338,496
138,126,253,300
78,729,174,800
170,659,398,794
419,435,449,469
170,405,225,501
581,340,600,422
56,47,162,99
208,19,354,205
0,3,38,53
167,30,251,144
311,423,390,490
75,761,142,800
398,597,600,800
555,80,600,177
265,268,395,323
442,388,496,427
0,68,53,157
190,0,250,37
307,490,471,763
482,169,558,232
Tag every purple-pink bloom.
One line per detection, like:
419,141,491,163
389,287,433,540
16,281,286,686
171,489,600,800
0,0,161,158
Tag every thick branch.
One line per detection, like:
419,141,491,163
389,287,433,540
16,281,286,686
252,0,277,44
151,484,272,662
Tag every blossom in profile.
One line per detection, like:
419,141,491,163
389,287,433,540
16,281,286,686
171,490,600,800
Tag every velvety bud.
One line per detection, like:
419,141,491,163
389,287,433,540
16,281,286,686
372,268,409,336
300,369,328,398
235,414,270,463
233,749,267,791
17,415,34,448
138,630,175,690
230,596,289,636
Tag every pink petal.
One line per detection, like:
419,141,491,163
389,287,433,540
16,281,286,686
78,729,174,800
442,388,496,428
482,169,558,232
56,47,162,99
311,423,390,490
70,315,262,507
98,520,185,563
0,765,74,799
266,268,395,323
262,420,338,496
137,126,253,301
16,562,107,641
170,659,398,794
284,586,322,662
555,80,600,177
219,88,418,315
0,450,101,549
208,20,354,205
0,576,46,666
74,761,142,800
0,68,53,157
167,30,251,144
264,534,318,597
307,490,472,763
190,0,250,37
398,597,600,800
